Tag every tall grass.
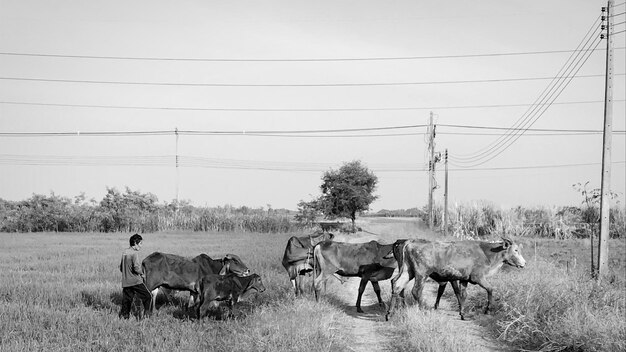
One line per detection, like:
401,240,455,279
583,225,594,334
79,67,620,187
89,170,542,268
486,260,625,351
0,231,351,352
440,202,626,239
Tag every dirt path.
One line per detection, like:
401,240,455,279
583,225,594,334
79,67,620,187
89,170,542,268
419,281,509,351
324,225,508,352
325,277,394,352
327,277,507,352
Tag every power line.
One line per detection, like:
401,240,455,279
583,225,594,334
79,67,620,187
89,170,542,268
0,153,623,172
451,17,602,163
450,16,605,167
1,99,622,112
0,48,623,62
2,125,625,138
438,124,622,133
0,125,425,137
2,73,620,87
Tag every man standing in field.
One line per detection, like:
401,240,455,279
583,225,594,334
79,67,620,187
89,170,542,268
119,233,151,319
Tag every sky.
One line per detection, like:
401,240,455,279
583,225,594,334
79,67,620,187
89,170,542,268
0,0,624,211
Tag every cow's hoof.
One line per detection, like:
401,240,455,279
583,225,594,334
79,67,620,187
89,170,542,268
357,308,364,313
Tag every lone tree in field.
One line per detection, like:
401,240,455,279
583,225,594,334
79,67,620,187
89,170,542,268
317,160,378,231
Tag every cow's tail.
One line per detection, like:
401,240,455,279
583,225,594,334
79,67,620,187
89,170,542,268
312,244,321,294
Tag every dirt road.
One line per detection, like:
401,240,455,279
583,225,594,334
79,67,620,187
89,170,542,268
325,268,507,352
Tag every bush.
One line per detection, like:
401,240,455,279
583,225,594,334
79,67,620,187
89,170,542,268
489,260,625,351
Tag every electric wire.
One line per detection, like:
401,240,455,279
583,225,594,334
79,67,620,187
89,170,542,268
1,125,625,138
0,153,623,173
449,16,604,167
450,37,603,167
1,48,623,62
451,16,601,162
1,73,618,88
1,99,622,113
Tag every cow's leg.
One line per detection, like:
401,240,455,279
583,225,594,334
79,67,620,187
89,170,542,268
150,288,159,314
188,292,199,309
355,278,368,313
296,274,306,296
386,265,411,320
434,282,447,310
371,281,384,309
456,281,469,318
290,278,298,297
410,276,427,308
313,271,325,302
474,279,493,314
447,280,465,320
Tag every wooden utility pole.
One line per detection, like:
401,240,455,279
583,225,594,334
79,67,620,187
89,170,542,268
598,0,614,278
175,127,180,213
444,149,449,236
428,112,435,230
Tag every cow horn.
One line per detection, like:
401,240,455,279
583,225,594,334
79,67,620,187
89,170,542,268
500,237,512,248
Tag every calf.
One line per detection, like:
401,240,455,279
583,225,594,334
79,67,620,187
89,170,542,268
195,273,266,319
386,238,526,320
313,240,396,313
142,252,251,314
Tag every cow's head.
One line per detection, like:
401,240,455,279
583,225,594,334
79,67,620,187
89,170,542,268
220,254,251,276
500,238,526,269
240,274,266,301
310,231,335,246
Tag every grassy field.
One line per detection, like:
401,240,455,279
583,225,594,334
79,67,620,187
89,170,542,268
0,218,624,351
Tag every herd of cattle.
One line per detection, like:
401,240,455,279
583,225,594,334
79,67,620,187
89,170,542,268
139,231,526,320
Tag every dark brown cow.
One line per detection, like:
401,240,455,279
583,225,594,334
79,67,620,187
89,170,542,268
386,238,526,320
142,252,251,313
195,273,266,319
281,231,335,296
313,240,396,313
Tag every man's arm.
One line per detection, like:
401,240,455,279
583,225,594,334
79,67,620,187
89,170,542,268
131,252,143,277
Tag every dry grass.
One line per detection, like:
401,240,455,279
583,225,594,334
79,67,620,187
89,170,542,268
1,219,624,352
0,231,351,352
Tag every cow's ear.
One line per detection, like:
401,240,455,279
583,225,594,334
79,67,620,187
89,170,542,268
501,237,512,249
219,262,229,275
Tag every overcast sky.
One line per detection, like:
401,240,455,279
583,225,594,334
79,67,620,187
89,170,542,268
0,0,624,211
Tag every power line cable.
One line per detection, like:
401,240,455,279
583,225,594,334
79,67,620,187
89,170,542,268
450,17,604,166
1,73,619,87
3,125,625,138
1,99,622,113
0,48,623,62
0,125,426,137
450,37,603,167
0,153,623,172
451,17,601,162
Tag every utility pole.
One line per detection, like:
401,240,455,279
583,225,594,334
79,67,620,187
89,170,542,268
427,112,435,230
175,127,180,213
598,0,614,279
444,149,449,236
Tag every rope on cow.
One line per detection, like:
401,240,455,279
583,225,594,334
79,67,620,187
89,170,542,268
361,229,384,237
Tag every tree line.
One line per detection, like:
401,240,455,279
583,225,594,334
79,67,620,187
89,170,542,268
0,187,302,233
